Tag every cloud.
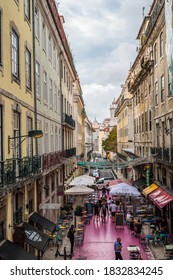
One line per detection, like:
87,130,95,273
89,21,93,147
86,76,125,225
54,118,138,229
59,0,153,122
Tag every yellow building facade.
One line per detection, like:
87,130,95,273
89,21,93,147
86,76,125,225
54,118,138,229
0,0,40,241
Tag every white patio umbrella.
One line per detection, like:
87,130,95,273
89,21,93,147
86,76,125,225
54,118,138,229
64,185,94,195
69,175,95,186
109,183,140,196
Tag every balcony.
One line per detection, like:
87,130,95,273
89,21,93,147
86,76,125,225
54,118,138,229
150,147,173,163
62,113,75,129
61,148,76,158
0,156,41,188
42,151,62,171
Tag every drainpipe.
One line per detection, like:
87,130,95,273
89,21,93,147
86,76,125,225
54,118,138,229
32,0,38,156
59,52,64,152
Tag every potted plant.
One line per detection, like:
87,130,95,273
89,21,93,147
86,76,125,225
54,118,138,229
74,205,84,216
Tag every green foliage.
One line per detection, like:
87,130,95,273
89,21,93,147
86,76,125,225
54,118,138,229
102,126,117,152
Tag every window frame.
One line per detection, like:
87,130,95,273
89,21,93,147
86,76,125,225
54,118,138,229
11,28,20,80
155,81,158,106
159,32,163,58
25,47,32,90
24,0,30,22
160,74,164,102
35,61,40,98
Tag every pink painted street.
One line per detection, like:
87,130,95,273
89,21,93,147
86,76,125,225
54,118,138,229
72,213,153,260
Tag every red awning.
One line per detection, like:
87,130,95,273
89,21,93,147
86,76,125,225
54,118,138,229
152,190,173,209
148,187,163,201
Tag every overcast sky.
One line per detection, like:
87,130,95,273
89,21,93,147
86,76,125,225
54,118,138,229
58,0,153,123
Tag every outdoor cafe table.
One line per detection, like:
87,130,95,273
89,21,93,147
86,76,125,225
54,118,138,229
127,246,140,252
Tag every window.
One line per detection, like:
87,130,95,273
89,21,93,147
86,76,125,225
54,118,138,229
35,61,40,98
162,121,165,149
149,110,152,131
34,6,39,39
160,32,163,58
42,22,46,51
48,34,52,61
53,45,56,69
51,124,54,151
26,48,31,89
0,10,2,65
27,117,33,156
156,123,160,147
13,111,20,158
49,78,53,108
168,70,173,96
160,75,164,102
162,168,166,186
44,122,48,153
43,71,47,102
12,29,19,78
154,43,157,65
155,81,158,106
145,111,148,132
54,82,57,111
55,126,58,151
24,0,30,21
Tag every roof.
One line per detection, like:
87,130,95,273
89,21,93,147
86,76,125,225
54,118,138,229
22,222,49,252
0,240,37,260
29,212,56,233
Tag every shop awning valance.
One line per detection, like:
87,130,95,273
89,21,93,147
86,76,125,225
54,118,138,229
148,187,163,201
151,190,173,209
142,183,158,197
0,240,36,260
29,212,56,233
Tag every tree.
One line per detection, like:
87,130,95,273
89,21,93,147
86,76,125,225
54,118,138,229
102,126,117,152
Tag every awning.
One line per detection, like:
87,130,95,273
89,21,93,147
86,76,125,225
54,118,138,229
117,152,127,161
29,212,56,233
133,177,146,189
148,187,163,201
151,190,173,209
142,183,158,197
0,239,37,260
22,222,49,253
39,203,61,210
123,149,140,159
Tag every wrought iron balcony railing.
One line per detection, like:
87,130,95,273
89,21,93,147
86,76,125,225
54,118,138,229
0,156,41,188
150,147,173,163
63,148,76,158
42,151,62,171
62,113,75,129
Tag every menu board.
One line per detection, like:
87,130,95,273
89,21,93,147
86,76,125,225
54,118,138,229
115,213,124,227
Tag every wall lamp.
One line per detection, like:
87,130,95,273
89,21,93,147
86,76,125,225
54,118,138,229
8,130,43,153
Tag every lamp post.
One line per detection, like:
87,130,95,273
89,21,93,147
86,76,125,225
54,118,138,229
8,130,43,153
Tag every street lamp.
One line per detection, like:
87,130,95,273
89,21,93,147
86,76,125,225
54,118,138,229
8,130,43,153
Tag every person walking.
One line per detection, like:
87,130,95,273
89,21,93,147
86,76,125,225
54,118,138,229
93,201,100,222
114,237,123,260
100,202,108,223
67,224,76,255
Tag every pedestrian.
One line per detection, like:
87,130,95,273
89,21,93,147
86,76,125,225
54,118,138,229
93,201,100,222
100,202,108,223
67,224,76,255
114,237,123,260
110,201,117,223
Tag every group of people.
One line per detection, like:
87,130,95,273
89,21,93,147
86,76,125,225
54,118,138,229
92,196,122,223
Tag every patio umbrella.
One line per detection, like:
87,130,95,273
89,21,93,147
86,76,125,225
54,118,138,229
69,175,95,186
64,185,94,195
107,179,127,190
109,183,140,196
